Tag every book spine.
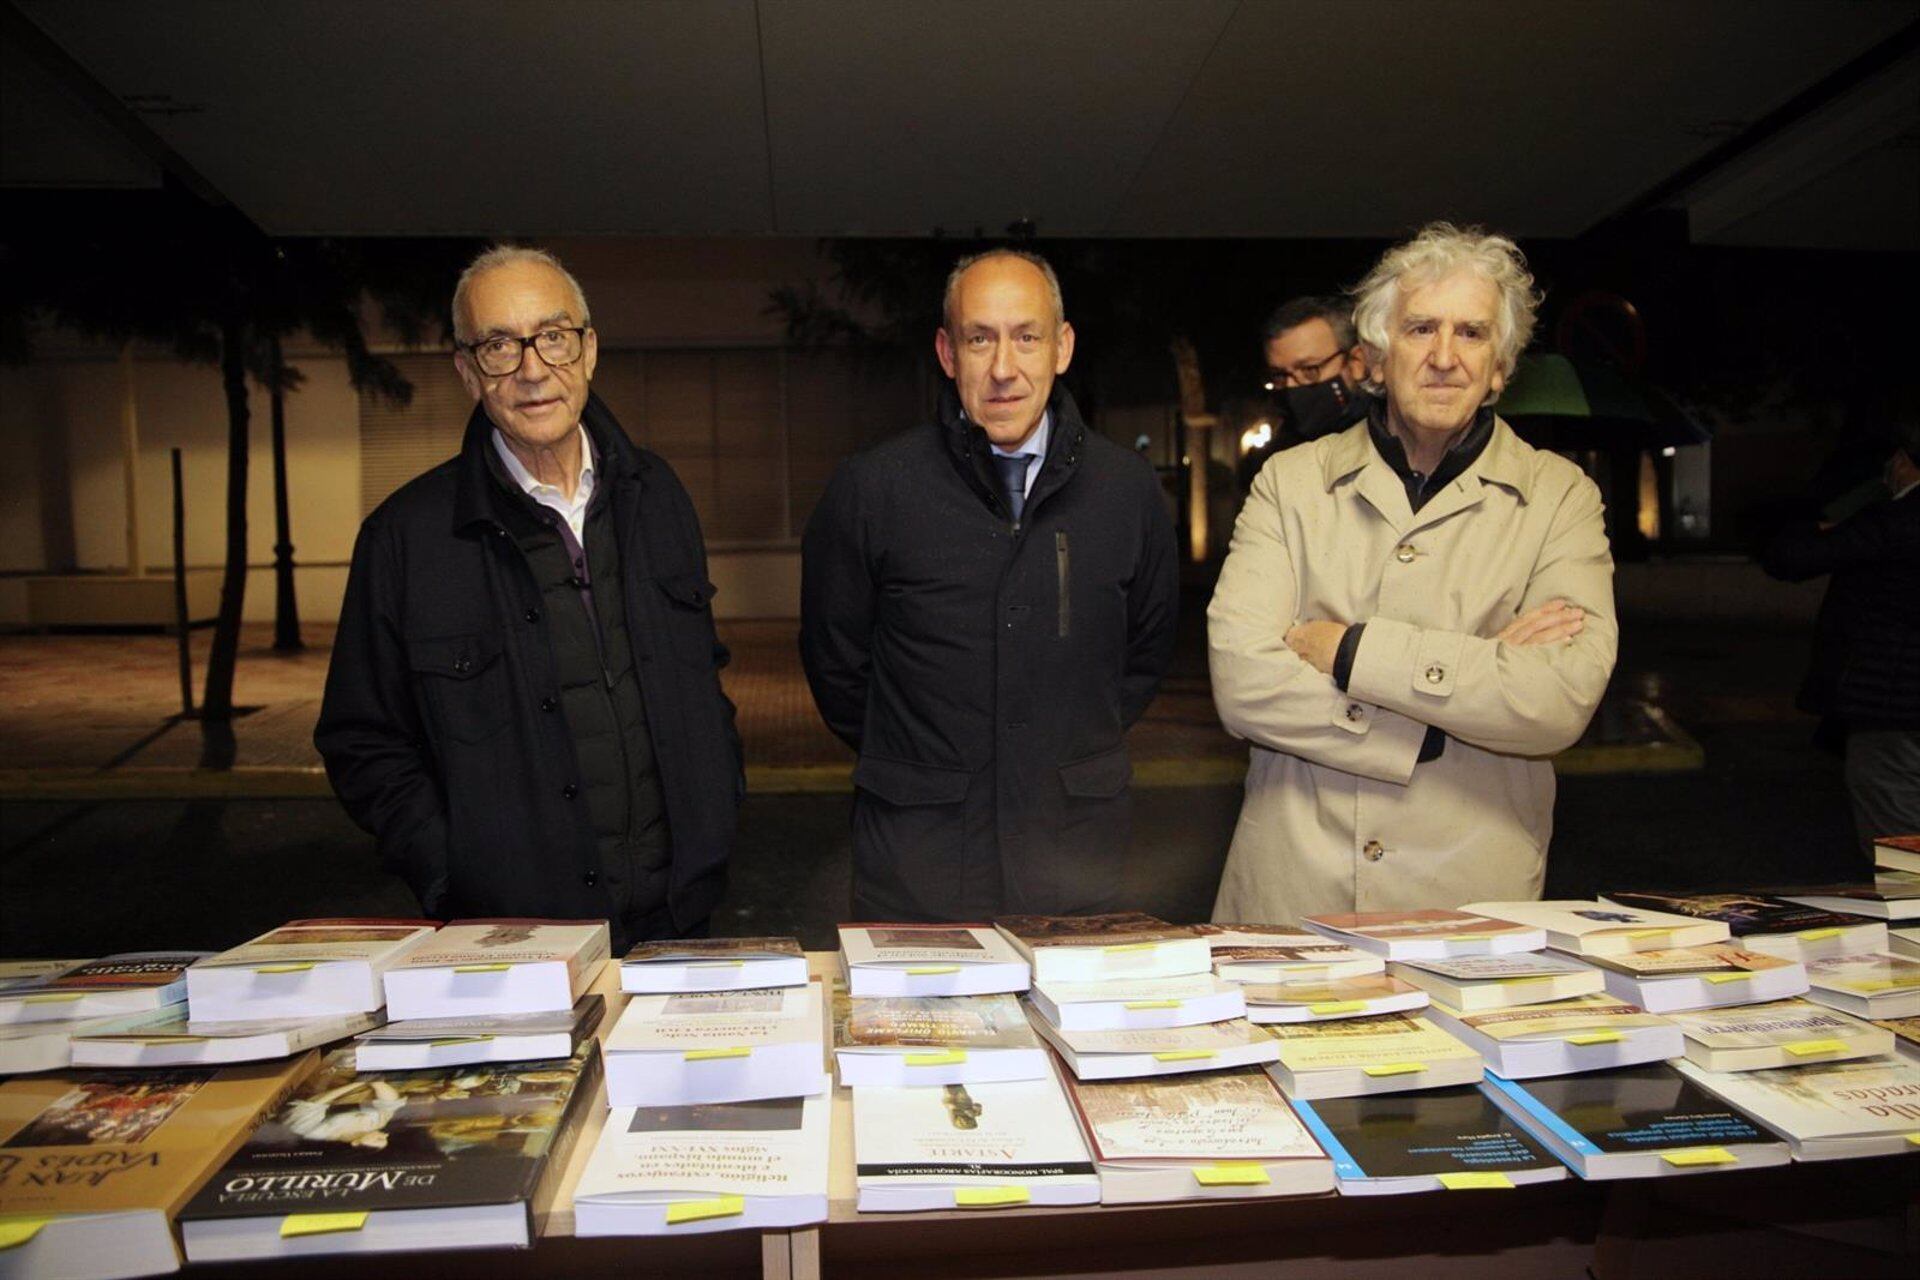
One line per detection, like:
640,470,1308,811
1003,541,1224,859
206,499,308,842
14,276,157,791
1478,1076,1600,1157
1286,1100,1363,1180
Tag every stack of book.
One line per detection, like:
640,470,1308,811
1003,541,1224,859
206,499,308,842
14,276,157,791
185,918,438,1022
578,934,830,1234
1600,889,1887,960
1801,950,1920,1019
0,952,206,1075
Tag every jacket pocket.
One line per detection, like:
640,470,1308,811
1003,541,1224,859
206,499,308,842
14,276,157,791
853,755,973,807
1058,742,1132,799
654,572,721,667
407,631,510,744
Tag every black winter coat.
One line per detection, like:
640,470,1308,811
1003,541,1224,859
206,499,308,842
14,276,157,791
315,395,742,936
1762,489,1920,730
800,385,1179,920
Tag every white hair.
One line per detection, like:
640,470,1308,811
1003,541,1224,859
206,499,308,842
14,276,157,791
1350,222,1541,397
451,244,591,343
942,249,1066,330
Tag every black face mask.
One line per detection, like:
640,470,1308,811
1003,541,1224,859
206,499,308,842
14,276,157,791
1277,375,1367,440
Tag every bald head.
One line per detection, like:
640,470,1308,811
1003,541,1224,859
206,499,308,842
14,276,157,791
934,251,1076,449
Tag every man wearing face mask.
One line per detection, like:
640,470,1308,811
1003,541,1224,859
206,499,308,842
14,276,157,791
800,249,1179,921
1265,295,1371,440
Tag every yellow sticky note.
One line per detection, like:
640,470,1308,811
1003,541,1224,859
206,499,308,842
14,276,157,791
280,1212,369,1238
428,1036,491,1047
684,1047,750,1061
1906,1133,1920,1147
22,993,84,1004
687,960,745,968
1309,1001,1366,1014
1153,1049,1215,1062
1194,1163,1271,1187
1362,1061,1426,1077
1504,976,1556,984
1661,1147,1736,1168
0,1218,50,1250
254,963,315,974
904,1050,967,1067
905,965,960,975
1125,999,1181,1010
1103,942,1157,954
1449,934,1493,942
1851,979,1907,992
1566,1031,1622,1046
453,963,512,974
1783,1039,1847,1057
955,1187,1029,1208
665,1196,745,1225
1437,1172,1515,1190
1701,973,1751,985
1626,929,1671,940
1797,928,1841,942
131,1035,206,1044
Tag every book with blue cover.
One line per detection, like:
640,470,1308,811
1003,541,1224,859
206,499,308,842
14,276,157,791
1289,1084,1565,1194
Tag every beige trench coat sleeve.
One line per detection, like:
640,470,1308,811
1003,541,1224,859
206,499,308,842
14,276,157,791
1208,458,1430,783
1347,469,1616,757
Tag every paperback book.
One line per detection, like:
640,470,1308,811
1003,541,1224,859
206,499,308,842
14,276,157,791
1671,1056,1920,1160
838,923,1029,997
353,995,604,1070
1301,910,1545,960
1027,972,1245,1031
1892,926,1920,961
1026,1013,1280,1080
1424,994,1684,1079
1802,951,1920,1019
1387,952,1604,1011
0,952,207,1025
993,914,1209,984
1237,973,1429,1024
832,989,1046,1087
381,919,608,1020
1772,871,1920,922
1262,1012,1483,1100
69,1007,383,1068
1663,999,1893,1072
1459,901,1728,956
1290,1084,1567,1194
1196,926,1384,983
1874,835,1920,876
1583,943,1808,1013
186,919,438,1023
620,936,806,994
1600,890,1886,960
604,983,825,1107
0,1013,128,1076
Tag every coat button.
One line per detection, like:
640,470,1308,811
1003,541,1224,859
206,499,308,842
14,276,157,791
1345,702,1365,722
541,696,558,713
562,784,579,800
1395,544,1417,564
452,656,471,674
1362,840,1386,862
1424,665,1447,685
525,607,541,623
582,871,599,887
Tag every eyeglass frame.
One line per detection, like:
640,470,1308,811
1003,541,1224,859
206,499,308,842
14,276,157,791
457,326,590,377
1267,348,1351,388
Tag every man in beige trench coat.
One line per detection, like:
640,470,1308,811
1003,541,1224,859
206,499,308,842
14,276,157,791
1209,223,1617,924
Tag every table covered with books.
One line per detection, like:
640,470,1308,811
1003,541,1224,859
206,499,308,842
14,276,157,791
4,880,1920,1280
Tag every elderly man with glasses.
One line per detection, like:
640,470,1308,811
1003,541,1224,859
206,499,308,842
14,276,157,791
1209,223,1617,923
316,245,742,951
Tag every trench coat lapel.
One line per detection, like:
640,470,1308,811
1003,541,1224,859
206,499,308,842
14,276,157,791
1321,423,1412,534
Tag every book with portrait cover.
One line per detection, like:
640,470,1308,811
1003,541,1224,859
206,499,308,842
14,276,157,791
838,923,1030,996
0,952,208,1025
178,1044,597,1261
1289,1084,1567,1194
992,914,1209,983
1058,1063,1333,1203
0,1056,316,1280
832,988,1045,1087
620,936,806,994
1600,890,1886,960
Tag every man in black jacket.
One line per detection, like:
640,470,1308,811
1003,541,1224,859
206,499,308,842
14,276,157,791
800,249,1180,920
316,246,741,951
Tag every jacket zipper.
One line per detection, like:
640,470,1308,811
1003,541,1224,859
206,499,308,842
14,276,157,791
1055,530,1071,638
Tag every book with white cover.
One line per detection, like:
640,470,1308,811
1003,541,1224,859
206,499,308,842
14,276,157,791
1425,994,1684,1079
1302,910,1545,960
621,936,806,993
69,1007,382,1067
1483,1064,1789,1180
605,983,824,1107
852,1069,1099,1212
0,1013,126,1075
832,990,1046,1087
1263,1012,1483,1100
382,919,608,1020
1585,943,1808,1013
1290,1085,1567,1195
0,952,207,1025
1665,999,1893,1072
838,923,1029,997
1773,870,1920,921
1600,890,1886,960
1460,901,1728,956
1028,973,1244,1031
1672,1056,1920,1160
1892,926,1920,961
354,995,604,1070
1059,1064,1334,1204
1197,926,1384,983
1803,951,1920,1019
1389,952,1604,1011
187,918,437,1022
993,914,1209,984
1026,1013,1279,1080
1874,835,1920,875
1238,973,1429,1024
573,1082,831,1234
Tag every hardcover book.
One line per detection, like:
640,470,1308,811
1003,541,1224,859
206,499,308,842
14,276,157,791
0,952,207,1025
832,989,1046,1087
1583,944,1807,1013
69,1007,383,1068
0,1056,316,1280
1459,901,1728,956
1424,994,1684,1079
620,936,806,994
1058,1064,1333,1203
838,924,1030,997
187,919,438,1023
1482,1063,1788,1180
178,1046,597,1261
573,1082,832,1234
1388,952,1604,1011
1262,1012,1483,1100
1301,910,1545,960
1237,973,1429,1024
1663,999,1893,1072
852,1069,1099,1212
992,914,1209,983
1600,890,1886,960
1802,951,1920,1019
1671,1056,1920,1160
1290,1084,1567,1194
382,920,609,1020
354,995,604,1070
604,983,825,1106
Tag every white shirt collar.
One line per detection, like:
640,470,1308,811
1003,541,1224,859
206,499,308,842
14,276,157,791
989,409,1051,461
491,424,594,499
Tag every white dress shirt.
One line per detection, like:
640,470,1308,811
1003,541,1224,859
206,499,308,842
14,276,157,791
988,410,1051,498
492,425,596,543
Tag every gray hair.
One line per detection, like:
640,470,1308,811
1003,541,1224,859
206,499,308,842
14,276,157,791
941,249,1066,330
1350,222,1540,397
1262,295,1357,352
451,244,592,344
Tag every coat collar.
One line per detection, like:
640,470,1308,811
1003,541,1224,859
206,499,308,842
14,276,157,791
941,382,1089,517
1320,408,1536,533
453,391,650,532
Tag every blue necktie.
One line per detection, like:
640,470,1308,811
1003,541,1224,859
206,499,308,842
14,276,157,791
993,453,1033,521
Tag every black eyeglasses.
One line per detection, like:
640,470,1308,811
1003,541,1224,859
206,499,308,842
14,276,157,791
460,327,587,377
1267,350,1346,388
